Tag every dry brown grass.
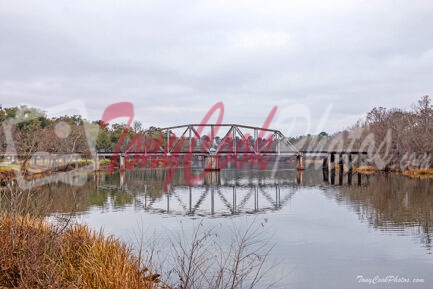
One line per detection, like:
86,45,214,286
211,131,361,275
0,214,160,289
354,165,376,174
401,168,433,179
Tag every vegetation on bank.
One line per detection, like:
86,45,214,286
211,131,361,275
354,165,376,174
293,95,433,172
0,212,277,289
0,214,160,289
0,179,278,289
1,95,432,175
401,168,433,179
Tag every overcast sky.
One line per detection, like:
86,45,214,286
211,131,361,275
1,0,432,136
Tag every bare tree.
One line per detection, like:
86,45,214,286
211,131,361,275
165,218,282,289
416,95,432,133
133,120,143,134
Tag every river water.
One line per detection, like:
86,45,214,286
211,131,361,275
37,160,432,288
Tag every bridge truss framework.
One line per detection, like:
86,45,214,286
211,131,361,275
122,123,300,157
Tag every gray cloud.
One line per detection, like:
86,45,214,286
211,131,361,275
1,0,432,136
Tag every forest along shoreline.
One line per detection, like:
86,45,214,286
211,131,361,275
1,95,433,184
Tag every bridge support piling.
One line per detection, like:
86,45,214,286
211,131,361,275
330,153,336,184
348,154,353,185
339,153,344,172
204,156,220,171
339,153,344,185
323,167,329,182
322,157,328,170
322,157,329,182
296,154,305,171
204,171,220,185
348,153,353,172
330,153,335,169
120,155,125,171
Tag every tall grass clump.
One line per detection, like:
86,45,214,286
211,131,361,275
1,181,281,288
0,213,160,288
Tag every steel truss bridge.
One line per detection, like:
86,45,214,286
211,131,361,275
98,123,300,157
96,123,369,174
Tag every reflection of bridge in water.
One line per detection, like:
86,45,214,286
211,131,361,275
142,181,293,217
99,172,297,217
96,166,370,217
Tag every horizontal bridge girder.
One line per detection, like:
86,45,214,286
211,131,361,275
123,152,281,155
160,123,281,133
300,151,368,155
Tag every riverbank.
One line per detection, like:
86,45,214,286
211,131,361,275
0,159,110,185
2,159,433,185
401,168,433,179
0,213,160,289
355,165,433,179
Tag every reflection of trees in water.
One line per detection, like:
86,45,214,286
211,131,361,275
331,175,433,251
1,175,99,215
1,165,328,217
1,174,137,215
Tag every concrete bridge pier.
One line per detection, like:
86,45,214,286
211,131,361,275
296,154,305,171
120,154,125,171
204,156,220,171
204,171,220,185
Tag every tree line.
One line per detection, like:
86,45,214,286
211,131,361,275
295,95,433,170
1,95,432,170
0,105,140,156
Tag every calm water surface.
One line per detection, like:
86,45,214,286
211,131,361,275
42,161,432,289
